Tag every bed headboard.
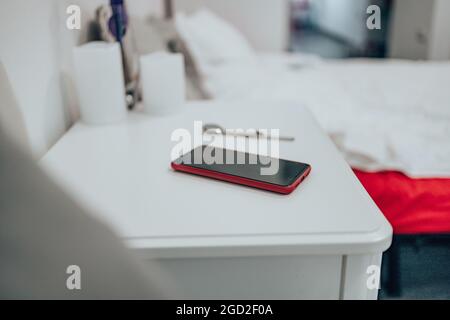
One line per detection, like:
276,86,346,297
172,0,289,52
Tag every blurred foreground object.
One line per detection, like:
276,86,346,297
0,128,172,299
0,62,30,153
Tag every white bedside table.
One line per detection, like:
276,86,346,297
42,101,392,299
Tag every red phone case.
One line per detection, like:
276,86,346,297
171,161,311,195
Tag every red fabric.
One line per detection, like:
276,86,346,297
353,169,450,235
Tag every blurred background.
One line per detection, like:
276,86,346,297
289,0,450,60
290,0,392,58
1,0,449,300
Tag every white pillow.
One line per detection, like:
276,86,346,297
175,9,255,69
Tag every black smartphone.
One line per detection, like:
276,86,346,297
172,146,311,194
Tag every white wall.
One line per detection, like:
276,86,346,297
174,0,290,52
311,0,370,48
429,0,450,60
388,0,435,60
0,0,69,157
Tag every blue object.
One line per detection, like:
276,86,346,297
109,0,128,44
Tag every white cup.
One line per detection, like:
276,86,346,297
73,42,127,124
140,52,185,116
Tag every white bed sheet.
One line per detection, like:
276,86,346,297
200,54,450,178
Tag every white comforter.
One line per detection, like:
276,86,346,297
200,54,450,178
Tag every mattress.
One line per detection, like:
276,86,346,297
354,169,450,235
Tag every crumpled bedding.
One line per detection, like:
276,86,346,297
201,54,450,178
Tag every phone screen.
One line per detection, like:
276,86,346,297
173,146,310,187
